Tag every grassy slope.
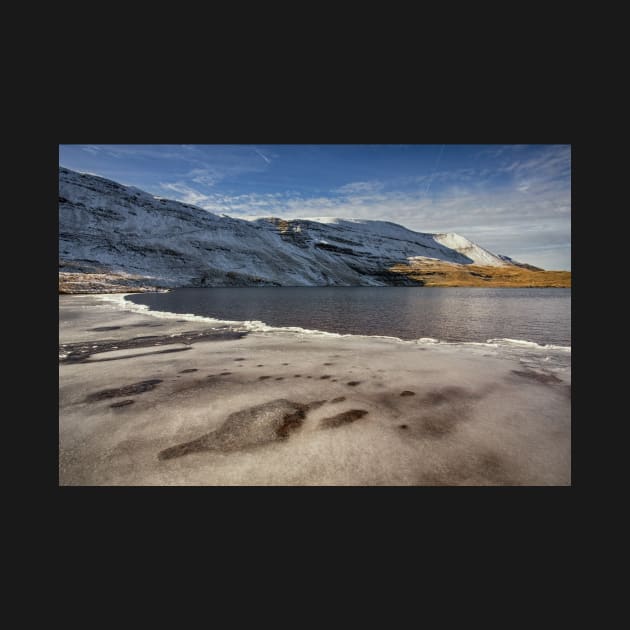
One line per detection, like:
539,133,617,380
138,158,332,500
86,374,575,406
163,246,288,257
389,260,571,287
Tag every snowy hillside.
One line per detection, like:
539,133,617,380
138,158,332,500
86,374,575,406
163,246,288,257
59,167,517,288
433,232,506,267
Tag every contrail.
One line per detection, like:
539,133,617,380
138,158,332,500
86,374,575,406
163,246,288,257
254,148,271,164
425,144,445,196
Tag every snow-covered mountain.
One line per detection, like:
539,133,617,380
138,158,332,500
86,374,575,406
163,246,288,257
59,167,516,288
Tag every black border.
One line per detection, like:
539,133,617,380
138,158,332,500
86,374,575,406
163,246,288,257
44,93,579,562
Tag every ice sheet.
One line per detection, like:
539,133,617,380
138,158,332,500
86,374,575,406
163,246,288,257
59,295,571,485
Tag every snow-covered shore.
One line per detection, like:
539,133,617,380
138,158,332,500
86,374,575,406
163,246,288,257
59,295,571,485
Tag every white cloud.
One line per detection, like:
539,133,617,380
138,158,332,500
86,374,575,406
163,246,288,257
335,181,384,194
82,144,274,189
159,182,211,207
254,148,271,164
81,145,101,155
474,145,530,159
189,168,224,187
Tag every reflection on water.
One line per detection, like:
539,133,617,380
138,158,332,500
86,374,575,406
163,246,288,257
128,287,571,347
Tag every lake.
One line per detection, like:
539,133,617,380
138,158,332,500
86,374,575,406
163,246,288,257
127,287,571,347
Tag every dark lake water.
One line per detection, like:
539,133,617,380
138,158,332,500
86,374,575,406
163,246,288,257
127,287,571,347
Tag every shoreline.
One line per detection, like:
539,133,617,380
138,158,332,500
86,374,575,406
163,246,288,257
108,292,572,354
59,294,571,485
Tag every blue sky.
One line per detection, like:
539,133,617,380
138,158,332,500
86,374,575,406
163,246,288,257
59,144,571,270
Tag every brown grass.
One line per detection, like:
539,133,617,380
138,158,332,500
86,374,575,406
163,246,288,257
388,260,571,288
59,259,571,293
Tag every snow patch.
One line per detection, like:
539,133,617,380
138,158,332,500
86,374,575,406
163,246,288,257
434,232,506,266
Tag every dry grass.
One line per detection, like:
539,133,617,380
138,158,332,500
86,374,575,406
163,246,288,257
388,260,571,287
58,259,571,293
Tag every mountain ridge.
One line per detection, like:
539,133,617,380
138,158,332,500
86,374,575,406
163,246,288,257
58,167,569,292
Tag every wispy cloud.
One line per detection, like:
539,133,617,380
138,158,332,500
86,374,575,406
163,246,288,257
474,144,530,159
159,182,211,207
79,144,274,189
424,144,446,195
335,181,384,195
405,167,480,187
189,168,224,187
499,144,570,179
254,148,271,164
